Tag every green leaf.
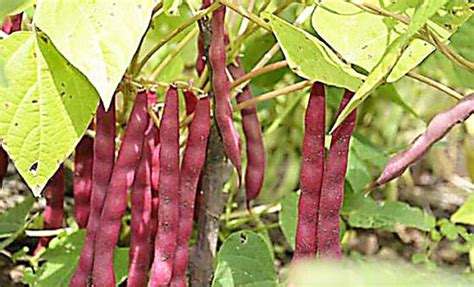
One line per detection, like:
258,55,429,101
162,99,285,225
267,14,364,91
212,231,277,287
0,32,98,196
23,230,129,286
312,0,436,82
342,192,436,231
332,0,448,132
164,0,183,16
35,0,159,109
346,152,372,193
279,191,299,250
451,195,474,225
0,195,34,235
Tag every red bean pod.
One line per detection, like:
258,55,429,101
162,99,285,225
371,93,474,189
92,92,148,287
209,5,242,180
34,166,65,254
148,87,180,286
293,82,325,260
149,94,160,247
73,126,94,229
228,59,265,206
0,148,8,188
128,91,157,287
170,96,211,287
2,14,22,34
317,90,357,258
70,102,116,287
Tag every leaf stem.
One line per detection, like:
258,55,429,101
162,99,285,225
234,80,313,111
136,1,221,72
407,71,464,101
231,60,287,89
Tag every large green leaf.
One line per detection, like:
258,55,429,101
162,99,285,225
35,0,159,109
212,231,277,287
0,32,98,196
451,195,474,225
0,195,34,236
313,0,436,82
332,0,447,131
342,192,436,231
268,14,364,91
23,230,129,286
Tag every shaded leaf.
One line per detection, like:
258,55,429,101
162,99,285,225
0,195,34,235
212,231,277,287
23,230,129,286
342,192,436,231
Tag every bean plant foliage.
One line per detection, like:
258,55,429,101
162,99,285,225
0,0,473,286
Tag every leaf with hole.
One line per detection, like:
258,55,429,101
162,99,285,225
212,231,277,287
0,31,98,196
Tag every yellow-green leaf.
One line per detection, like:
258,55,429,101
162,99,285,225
0,32,98,196
35,0,159,110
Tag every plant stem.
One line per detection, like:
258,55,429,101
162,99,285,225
149,27,199,80
136,1,221,72
231,60,287,90
407,71,464,101
190,123,229,287
218,0,272,32
234,80,313,111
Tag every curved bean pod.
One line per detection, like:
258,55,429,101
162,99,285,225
371,94,474,189
228,60,265,206
209,5,242,180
